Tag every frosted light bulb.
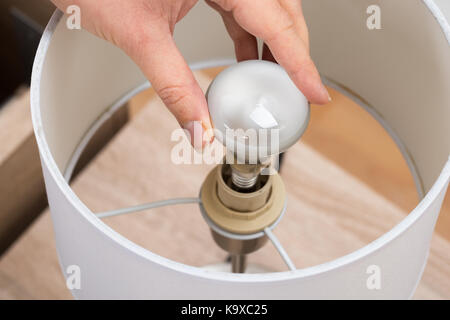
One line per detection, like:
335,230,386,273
206,60,310,163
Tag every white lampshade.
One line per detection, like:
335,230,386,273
31,0,449,299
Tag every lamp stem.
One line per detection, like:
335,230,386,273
231,254,247,273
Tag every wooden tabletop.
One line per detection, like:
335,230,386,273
0,71,449,299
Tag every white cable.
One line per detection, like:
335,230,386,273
96,197,201,219
264,227,296,271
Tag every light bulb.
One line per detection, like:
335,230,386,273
207,60,310,163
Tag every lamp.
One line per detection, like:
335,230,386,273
31,0,450,299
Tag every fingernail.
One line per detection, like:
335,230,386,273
183,120,214,153
202,121,215,145
320,83,331,104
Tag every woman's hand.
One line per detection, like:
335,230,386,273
51,0,329,146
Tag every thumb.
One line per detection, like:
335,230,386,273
124,27,213,150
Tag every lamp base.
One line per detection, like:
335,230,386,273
201,262,274,274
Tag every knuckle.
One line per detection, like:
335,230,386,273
266,20,295,43
158,84,190,107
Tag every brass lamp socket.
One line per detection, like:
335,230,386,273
200,164,286,255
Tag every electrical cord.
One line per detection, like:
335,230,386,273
96,197,201,218
264,227,296,271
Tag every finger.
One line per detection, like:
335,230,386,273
261,2,324,103
256,0,328,104
279,0,309,52
123,25,214,149
206,0,258,61
267,32,330,105
262,1,308,64
214,0,330,104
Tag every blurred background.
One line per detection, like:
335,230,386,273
0,1,54,104
0,1,448,299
